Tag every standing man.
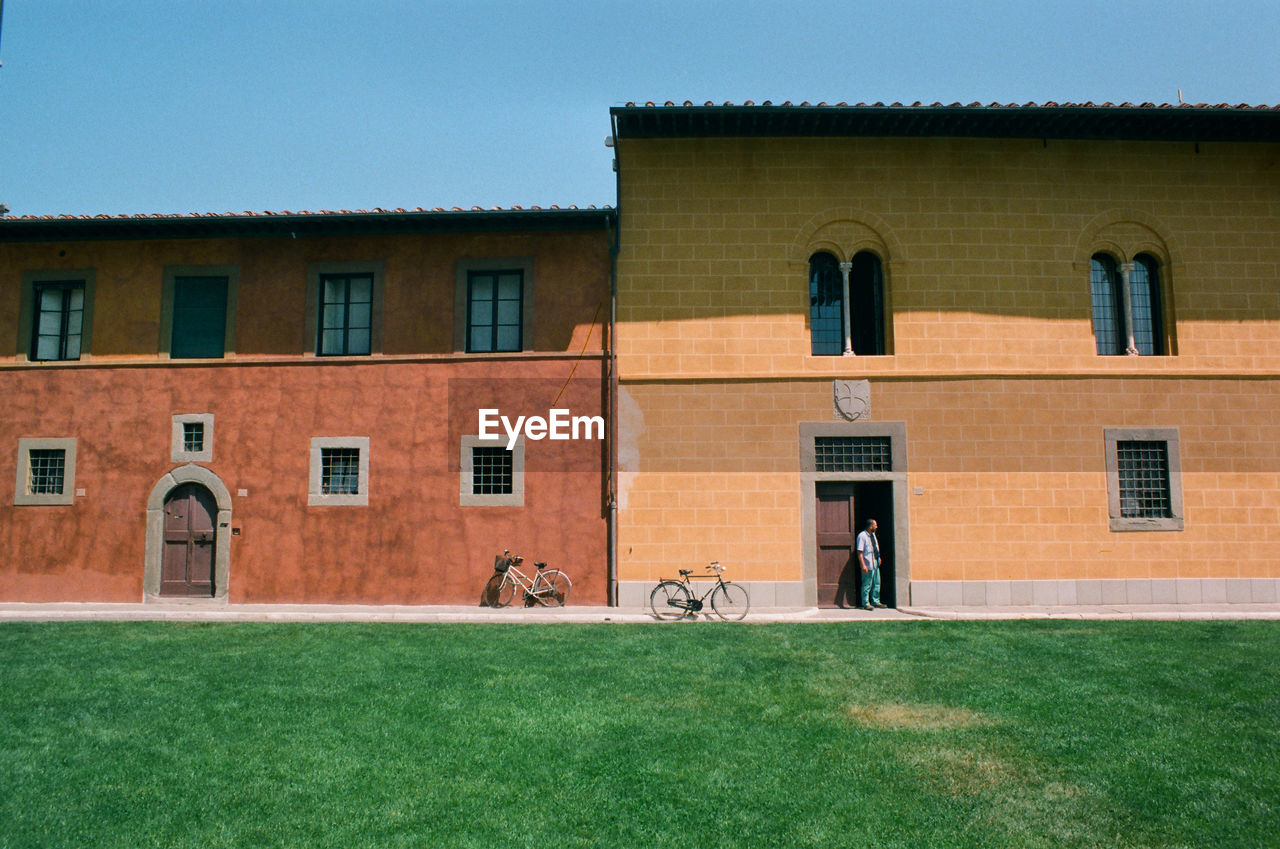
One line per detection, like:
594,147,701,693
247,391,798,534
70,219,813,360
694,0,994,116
855,518,886,610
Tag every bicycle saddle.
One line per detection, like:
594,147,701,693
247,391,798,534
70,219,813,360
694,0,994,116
534,562,548,569
679,569,692,576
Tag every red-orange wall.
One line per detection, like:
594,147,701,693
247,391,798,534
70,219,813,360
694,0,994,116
1,224,612,604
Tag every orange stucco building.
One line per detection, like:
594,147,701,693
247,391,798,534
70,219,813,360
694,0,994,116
0,208,614,604
609,102,1280,608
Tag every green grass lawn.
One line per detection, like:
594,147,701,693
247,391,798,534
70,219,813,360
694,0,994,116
1,621,1277,848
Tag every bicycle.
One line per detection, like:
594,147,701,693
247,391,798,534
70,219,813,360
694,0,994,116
482,551,572,608
649,561,749,621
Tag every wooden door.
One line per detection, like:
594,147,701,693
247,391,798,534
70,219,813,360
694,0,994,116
161,483,216,597
816,482,857,608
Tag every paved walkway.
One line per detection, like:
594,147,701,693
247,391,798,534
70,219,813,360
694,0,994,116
1,601,1278,623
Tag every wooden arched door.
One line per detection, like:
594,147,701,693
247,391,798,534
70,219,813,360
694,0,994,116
160,483,217,597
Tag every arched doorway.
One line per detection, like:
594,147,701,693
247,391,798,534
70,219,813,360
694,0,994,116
145,464,232,602
161,483,218,597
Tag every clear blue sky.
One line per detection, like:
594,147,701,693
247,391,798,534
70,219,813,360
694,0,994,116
1,0,1276,217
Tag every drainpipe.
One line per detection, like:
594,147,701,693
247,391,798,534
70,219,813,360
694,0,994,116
606,113,621,606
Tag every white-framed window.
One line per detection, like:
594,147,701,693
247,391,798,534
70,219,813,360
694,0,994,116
459,434,524,506
14,438,77,506
1105,428,1184,531
171,414,215,463
308,437,370,506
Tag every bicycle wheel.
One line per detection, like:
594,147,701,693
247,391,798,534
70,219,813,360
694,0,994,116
483,572,515,608
711,582,750,621
650,581,693,620
530,570,571,607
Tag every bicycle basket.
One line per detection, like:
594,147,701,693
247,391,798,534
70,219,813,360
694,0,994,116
494,554,512,573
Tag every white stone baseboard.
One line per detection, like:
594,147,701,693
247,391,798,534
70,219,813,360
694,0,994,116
910,578,1280,607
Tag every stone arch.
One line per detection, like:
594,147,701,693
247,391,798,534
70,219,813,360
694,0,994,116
792,207,903,266
144,464,233,602
1075,208,1177,269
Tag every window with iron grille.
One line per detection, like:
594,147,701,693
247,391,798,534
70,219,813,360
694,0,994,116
814,436,892,472
471,446,514,495
320,448,361,495
14,438,76,506
182,422,205,454
27,449,66,495
1105,428,1183,531
1116,441,1172,518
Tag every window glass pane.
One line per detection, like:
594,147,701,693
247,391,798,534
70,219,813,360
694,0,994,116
347,302,371,330
320,329,344,355
470,327,491,352
322,278,345,305
28,449,66,495
65,308,83,336
1130,256,1162,356
495,325,520,351
809,253,843,356
346,329,371,355
35,335,60,360
470,276,494,302
1090,255,1122,356
322,304,345,330
68,288,84,311
321,448,361,494
1117,440,1172,518
183,422,205,452
472,446,513,494
37,305,63,336
849,251,885,355
63,334,81,360
496,297,521,325
497,273,521,297
347,275,372,304
815,437,892,472
39,288,63,311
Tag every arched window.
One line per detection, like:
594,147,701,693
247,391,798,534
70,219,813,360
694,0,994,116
849,251,886,356
1090,254,1123,355
809,250,887,356
809,252,843,356
1090,252,1165,356
1129,254,1163,356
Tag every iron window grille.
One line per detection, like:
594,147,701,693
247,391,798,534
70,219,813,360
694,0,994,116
27,449,66,495
471,446,514,494
1116,440,1173,518
182,422,205,453
815,436,892,472
320,447,361,495
32,282,85,361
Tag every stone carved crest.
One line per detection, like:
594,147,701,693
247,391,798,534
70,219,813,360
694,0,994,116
833,380,870,422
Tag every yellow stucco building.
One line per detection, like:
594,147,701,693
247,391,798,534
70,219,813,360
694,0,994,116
609,102,1280,608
